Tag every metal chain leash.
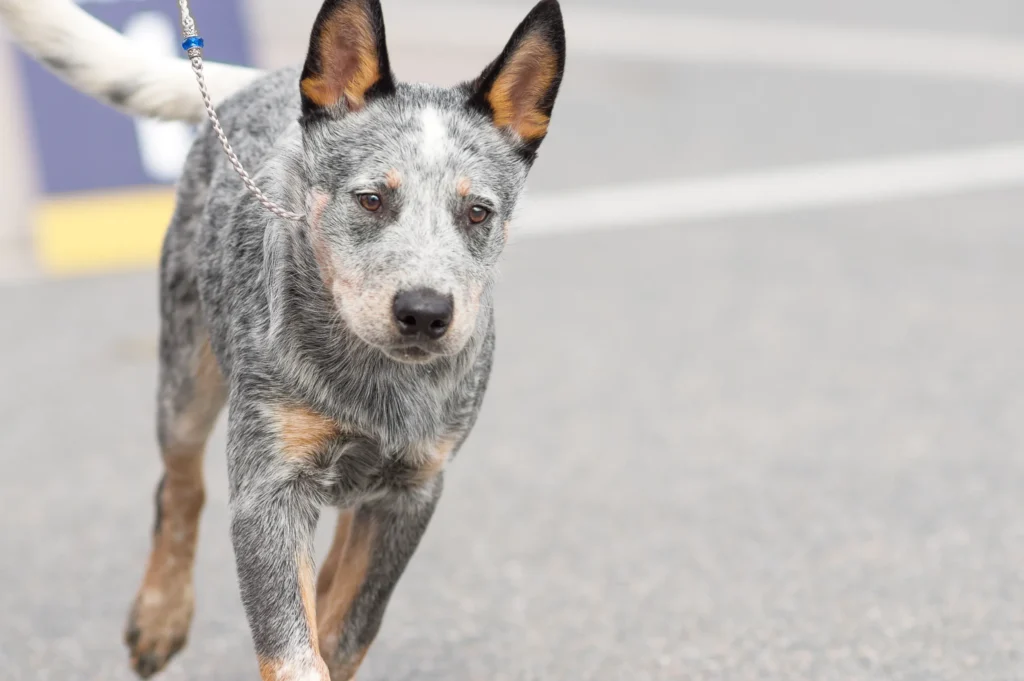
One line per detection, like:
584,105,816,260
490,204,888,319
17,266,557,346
178,0,305,222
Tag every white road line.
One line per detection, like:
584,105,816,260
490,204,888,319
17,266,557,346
4,144,1024,284
514,142,1024,237
382,3,1024,86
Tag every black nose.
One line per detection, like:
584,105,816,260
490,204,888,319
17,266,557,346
393,289,454,340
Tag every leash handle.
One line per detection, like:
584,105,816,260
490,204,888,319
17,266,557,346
178,0,305,222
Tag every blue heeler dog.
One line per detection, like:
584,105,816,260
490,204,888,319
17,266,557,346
0,0,566,678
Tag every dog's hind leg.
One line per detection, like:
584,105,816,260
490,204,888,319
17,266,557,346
125,211,227,678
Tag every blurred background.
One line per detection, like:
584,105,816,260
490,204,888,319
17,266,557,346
3,1,1024,679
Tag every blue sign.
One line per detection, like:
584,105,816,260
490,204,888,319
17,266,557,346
16,0,254,194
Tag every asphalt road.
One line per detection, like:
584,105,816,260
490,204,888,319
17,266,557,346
3,1,1024,680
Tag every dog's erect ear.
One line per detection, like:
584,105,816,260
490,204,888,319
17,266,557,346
300,0,395,120
467,0,566,158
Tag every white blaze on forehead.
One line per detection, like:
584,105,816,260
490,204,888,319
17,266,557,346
420,107,448,162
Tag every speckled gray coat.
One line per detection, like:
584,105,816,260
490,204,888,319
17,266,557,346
118,1,566,680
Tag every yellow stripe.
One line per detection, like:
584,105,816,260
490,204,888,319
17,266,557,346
35,186,176,275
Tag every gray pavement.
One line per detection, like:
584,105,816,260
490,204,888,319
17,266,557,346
3,1,1024,679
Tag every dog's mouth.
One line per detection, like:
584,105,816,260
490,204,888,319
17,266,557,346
384,344,439,365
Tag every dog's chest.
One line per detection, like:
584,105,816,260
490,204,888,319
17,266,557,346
270,402,454,504
321,434,452,504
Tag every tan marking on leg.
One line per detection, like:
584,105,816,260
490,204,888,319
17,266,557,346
298,551,321,657
316,509,355,611
273,404,343,462
127,339,224,676
196,338,221,393
129,449,205,666
385,168,402,189
258,656,329,681
165,339,226,453
456,176,472,197
317,513,377,679
259,657,280,680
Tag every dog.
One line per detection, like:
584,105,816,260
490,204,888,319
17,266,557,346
0,0,565,678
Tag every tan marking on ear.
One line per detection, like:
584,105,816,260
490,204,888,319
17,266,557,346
300,2,382,111
456,177,473,197
273,404,342,461
317,513,376,677
503,220,511,244
300,77,333,109
385,168,403,189
487,35,558,141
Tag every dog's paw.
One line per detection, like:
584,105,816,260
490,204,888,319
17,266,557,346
124,584,194,678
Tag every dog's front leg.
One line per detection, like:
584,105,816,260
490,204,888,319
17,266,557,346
228,403,331,681
231,481,327,681
315,479,443,680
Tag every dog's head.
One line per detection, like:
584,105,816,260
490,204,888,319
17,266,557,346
296,0,565,364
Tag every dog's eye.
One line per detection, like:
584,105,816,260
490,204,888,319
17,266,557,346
468,205,491,224
358,193,383,212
